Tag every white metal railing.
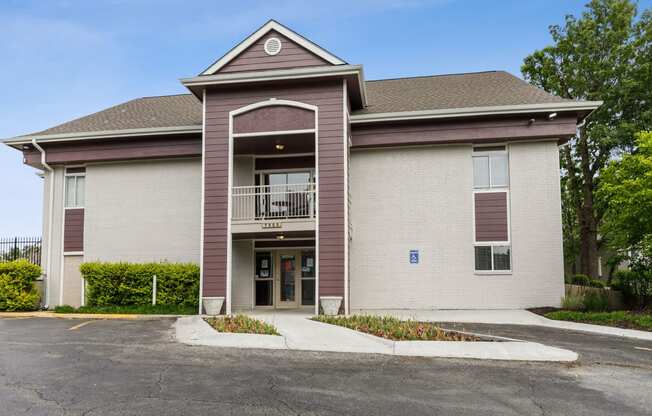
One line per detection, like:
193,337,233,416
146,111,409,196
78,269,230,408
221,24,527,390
232,183,315,221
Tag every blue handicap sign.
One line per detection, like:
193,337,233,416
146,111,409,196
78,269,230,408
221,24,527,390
409,250,419,264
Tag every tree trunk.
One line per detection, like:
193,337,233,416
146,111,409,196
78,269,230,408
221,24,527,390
577,132,599,278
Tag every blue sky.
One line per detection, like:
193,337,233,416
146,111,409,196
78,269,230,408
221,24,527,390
1,0,650,236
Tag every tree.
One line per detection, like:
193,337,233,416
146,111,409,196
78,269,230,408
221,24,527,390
598,132,652,268
522,0,652,277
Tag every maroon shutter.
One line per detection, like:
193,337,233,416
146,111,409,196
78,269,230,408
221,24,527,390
63,208,84,252
474,192,508,242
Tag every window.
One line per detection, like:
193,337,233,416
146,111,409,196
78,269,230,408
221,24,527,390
65,168,85,208
475,245,511,272
255,252,273,306
473,147,511,273
473,147,508,188
300,251,315,306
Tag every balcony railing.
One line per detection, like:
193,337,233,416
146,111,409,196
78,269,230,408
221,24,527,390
232,183,316,221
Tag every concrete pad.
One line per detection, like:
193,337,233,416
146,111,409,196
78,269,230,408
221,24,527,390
537,318,652,341
359,309,652,341
248,310,392,354
175,316,286,349
394,341,578,361
356,309,546,325
174,312,578,361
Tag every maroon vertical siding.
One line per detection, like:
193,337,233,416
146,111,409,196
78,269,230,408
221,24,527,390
203,81,345,299
350,116,578,148
218,30,330,74
254,155,315,170
233,105,315,133
64,208,84,252
22,135,201,167
474,192,508,242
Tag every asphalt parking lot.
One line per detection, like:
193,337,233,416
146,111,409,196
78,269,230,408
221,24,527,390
0,317,651,415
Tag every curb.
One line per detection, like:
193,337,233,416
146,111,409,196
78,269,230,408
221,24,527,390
174,316,579,362
0,311,183,320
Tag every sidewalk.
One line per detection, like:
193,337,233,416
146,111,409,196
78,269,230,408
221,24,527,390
175,311,578,361
0,311,180,320
358,309,652,341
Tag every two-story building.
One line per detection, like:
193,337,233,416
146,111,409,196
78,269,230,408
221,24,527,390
4,20,601,314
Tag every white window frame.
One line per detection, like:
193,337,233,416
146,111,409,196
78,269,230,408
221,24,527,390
64,167,86,209
472,146,509,190
472,146,512,274
473,244,512,274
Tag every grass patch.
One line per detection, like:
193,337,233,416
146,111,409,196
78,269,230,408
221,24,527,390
205,315,280,335
313,315,480,341
545,310,652,332
53,304,196,315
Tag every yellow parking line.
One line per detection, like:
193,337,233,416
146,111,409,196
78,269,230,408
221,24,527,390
634,346,652,352
68,320,96,331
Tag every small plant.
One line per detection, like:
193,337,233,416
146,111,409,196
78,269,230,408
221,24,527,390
205,315,280,335
583,291,609,312
561,294,585,311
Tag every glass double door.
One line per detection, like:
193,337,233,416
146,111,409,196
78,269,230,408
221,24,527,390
254,250,315,308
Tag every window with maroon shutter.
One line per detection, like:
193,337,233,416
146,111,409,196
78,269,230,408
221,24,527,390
472,147,511,272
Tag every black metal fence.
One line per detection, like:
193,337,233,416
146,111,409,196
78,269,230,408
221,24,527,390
0,237,42,265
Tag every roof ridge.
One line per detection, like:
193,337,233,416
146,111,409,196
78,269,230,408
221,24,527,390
366,70,504,83
137,93,194,100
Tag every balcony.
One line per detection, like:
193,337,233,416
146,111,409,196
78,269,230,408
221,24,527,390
231,183,316,235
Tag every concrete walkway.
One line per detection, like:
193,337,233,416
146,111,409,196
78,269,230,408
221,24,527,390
359,309,652,341
248,310,390,354
175,311,578,361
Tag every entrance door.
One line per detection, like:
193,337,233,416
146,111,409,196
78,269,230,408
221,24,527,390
275,251,300,308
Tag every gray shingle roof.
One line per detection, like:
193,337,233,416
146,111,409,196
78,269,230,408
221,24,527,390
22,71,568,138
31,94,202,136
358,71,568,114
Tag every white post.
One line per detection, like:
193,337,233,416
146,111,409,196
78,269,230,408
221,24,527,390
152,275,157,306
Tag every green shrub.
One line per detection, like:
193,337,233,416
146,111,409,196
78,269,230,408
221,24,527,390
80,262,199,307
571,274,592,286
588,279,606,288
0,260,41,311
564,275,573,284
54,305,76,313
614,269,652,308
562,294,585,311
583,291,609,312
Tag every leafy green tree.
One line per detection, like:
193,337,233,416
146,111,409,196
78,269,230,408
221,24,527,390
598,132,652,267
522,0,652,277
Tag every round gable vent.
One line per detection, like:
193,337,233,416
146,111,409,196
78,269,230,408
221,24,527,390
264,37,282,56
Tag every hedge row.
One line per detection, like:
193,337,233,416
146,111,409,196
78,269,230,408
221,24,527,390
80,262,199,307
564,274,606,288
613,269,652,309
0,260,41,311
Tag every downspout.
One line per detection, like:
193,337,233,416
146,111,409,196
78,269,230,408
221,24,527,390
31,138,54,309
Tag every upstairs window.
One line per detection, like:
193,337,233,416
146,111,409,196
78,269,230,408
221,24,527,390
473,146,509,189
65,167,85,208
